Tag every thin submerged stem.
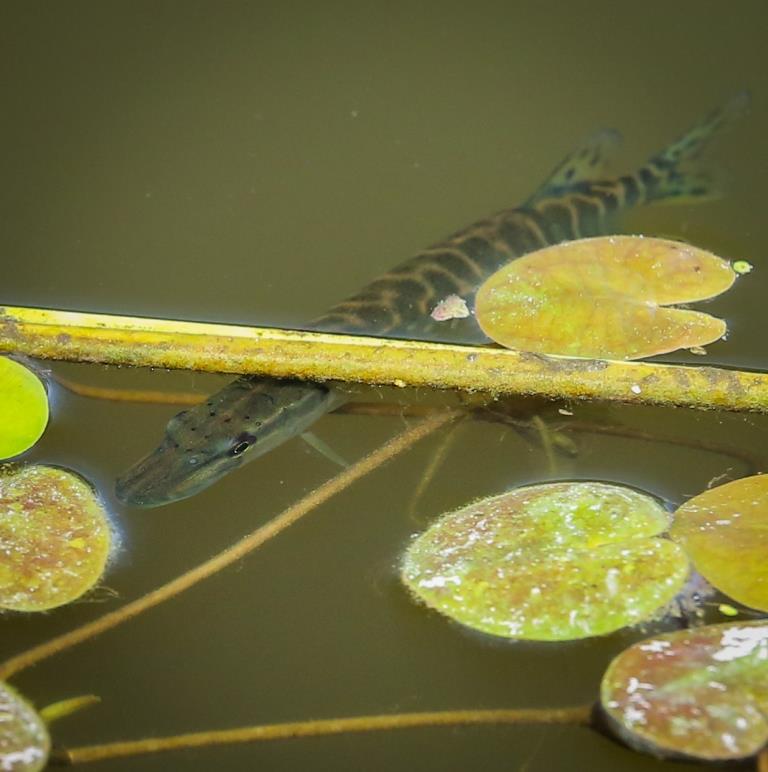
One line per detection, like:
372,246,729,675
0,410,458,682
52,373,203,406
49,705,592,765
53,370,446,416
530,415,558,475
407,418,466,520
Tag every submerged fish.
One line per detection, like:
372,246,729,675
116,95,748,507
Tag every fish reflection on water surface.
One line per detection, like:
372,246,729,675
115,94,748,507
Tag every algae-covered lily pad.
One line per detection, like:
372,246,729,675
0,357,48,460
0,465,112,612
401,481,689,641
0,680,49,771
601,620,768,761
475,235,736,359
670,474,768,611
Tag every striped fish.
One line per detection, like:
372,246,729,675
116,94,747,507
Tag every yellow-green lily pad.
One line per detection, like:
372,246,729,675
669,474,768,611
0,358,48,460
0,465,112,612
0,681,49,771
475,235,736,359
601,621,768,761
401,481,689,641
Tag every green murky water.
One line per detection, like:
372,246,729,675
2,2,767,770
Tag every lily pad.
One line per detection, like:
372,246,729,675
475,235,736,359
0,465,112,612
601,620,768,761
0,358,48,460
0,681,49,771
669,474,768,611
401,481,689,641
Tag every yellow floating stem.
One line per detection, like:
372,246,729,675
1,305,767,412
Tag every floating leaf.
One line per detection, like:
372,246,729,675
0,681,49,771
401,481,689,641
0,357,48,460
0,465,112,612
475,235,736,359
669,474,768,611
600,620,768,761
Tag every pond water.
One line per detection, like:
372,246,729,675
2,2,767,770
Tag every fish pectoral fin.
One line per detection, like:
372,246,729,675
526,127,623,204
301,431,350,468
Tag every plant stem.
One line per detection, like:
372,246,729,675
3,304,768,412
52,370,445,416
49,705,592,765
52,372,203,405
0,410,457,682
406,419,465,519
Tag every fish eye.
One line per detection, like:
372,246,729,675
231,440,250,456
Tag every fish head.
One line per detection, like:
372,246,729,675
115,377,335,507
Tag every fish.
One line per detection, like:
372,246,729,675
116,94,748,507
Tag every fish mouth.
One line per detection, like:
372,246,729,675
115,441,229,508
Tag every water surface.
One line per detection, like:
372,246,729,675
2,2,767,770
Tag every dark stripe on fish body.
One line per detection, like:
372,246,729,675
538,200,580,241
523,205,567,245
310,312,360,332
496,216,546,256
589,184,621,216
418,266,466,299
327,300,397,326
621,175,641,206
567,192,606,232
450,234,503,271
353,287,421,321
367,276,430,300
639,164,664,189
424,249,486,283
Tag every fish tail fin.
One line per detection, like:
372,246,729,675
641,91,750,205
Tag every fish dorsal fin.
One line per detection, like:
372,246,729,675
526,128,623,204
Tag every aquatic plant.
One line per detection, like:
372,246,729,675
0,357,48,460
0,231,765,768
402,474,768,642
601,620,768,761
0,465,113,612
401,481,689,640
475,235,737,359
